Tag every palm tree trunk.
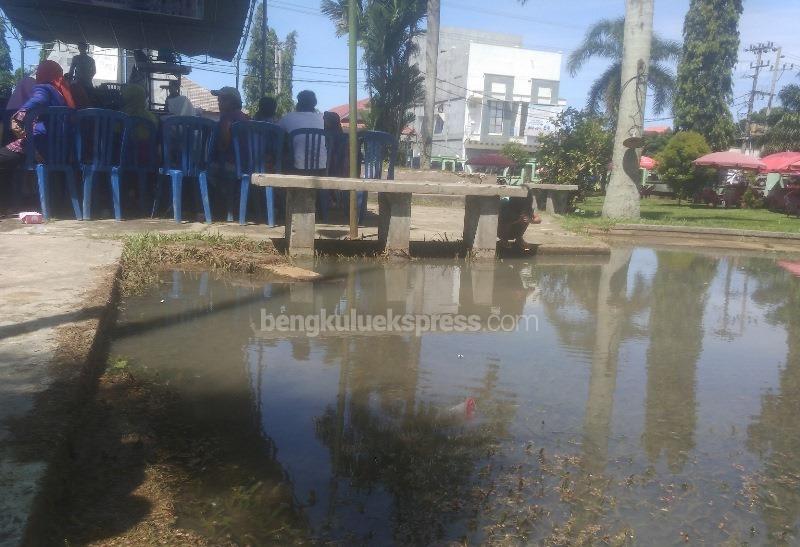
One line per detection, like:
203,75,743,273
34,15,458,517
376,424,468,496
602,0,653,219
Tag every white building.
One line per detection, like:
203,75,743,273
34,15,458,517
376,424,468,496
412,27,565,161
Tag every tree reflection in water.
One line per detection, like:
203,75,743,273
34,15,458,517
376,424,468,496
747,262,800,543
642,252,718,472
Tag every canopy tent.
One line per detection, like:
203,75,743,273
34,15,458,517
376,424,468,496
693,151,766,171
0,0,250,60
640,156,657,170
759,152,800,173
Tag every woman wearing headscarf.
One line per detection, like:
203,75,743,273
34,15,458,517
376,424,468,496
0,60,76,171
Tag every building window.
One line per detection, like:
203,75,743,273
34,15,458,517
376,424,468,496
537,86,552,103
488,100,504,134
490,82,507,99
434,113,445,134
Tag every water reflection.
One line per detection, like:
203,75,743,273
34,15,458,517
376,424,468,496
111,250,800,543
642,252,717,472
747,262,800,542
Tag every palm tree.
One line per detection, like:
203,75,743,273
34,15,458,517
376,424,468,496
568,17,681,116
321,0,427,138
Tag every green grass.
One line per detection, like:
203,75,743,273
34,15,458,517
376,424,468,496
563,196,800,235
119,233,282,296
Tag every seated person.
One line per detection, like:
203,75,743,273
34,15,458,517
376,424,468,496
0,60,76,172
162,80,195,116
254,96,278,122
279,90,327,173
210,86,250,219
324,111,349,178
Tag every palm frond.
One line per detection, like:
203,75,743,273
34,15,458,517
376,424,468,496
647,63,676,115
586,63,621,115
567,17,624,76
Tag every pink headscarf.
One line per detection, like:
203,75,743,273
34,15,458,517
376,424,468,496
35,60,76,108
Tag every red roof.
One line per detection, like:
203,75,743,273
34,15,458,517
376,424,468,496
644,125,671,135
328,98,370,122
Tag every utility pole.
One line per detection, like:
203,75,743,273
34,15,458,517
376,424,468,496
275,46,282,97
421,0,440,170
261,0,268,97
601,0,653,220
743,42,774,153
766,48,795,117
347,0,359,238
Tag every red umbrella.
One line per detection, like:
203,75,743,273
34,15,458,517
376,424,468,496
693,151,766,171
760,152,800,173
466,153,516,168
640,156,657,170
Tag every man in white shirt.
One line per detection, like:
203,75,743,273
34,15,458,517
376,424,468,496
162,80,195,116
279,90,327,171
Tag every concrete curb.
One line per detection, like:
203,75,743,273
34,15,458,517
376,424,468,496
611,224,800,241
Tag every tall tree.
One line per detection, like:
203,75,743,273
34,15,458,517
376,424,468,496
568,17,681,117
0,22,14,97
322,0,427,139
243,2,297,116
673,0,743,151
602,0,653,220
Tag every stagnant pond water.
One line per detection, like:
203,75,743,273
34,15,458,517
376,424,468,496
111,247,800,545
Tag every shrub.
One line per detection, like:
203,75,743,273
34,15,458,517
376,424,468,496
656,131,713,203
500,142,531,172
741,187,764,209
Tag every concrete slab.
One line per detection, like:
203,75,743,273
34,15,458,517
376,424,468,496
0,228,121,546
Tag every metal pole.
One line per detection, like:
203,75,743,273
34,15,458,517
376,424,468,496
766,47,783,117
261,0,268,97
421,0,440,170
348,0,358,238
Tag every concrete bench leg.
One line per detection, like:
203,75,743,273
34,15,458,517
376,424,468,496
545,190,555,214
463,195,499,259
285,188,316,256
378,192,412,256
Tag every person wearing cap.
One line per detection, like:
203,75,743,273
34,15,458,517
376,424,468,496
279,90,327,172
163,80,195,116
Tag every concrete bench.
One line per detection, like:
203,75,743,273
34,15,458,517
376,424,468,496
527,184,579,214
252,174,528,258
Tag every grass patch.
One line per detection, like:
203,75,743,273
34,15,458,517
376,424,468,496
564,196,800,234
120,232,284,295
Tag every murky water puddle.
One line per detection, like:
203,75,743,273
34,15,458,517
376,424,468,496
111,248,800,544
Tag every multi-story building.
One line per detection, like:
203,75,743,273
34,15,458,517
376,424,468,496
412,27,565,162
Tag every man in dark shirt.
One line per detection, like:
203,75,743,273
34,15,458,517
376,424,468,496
68,42,96,90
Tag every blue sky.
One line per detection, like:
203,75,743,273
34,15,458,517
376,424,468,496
8,0,800,123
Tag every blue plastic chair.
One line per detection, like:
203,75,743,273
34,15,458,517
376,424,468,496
158,116,216,224
23,106,82,220
76,108,127,220
357,131,398,223
121,115,159,215
288,128,331,220
232,121,285,226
